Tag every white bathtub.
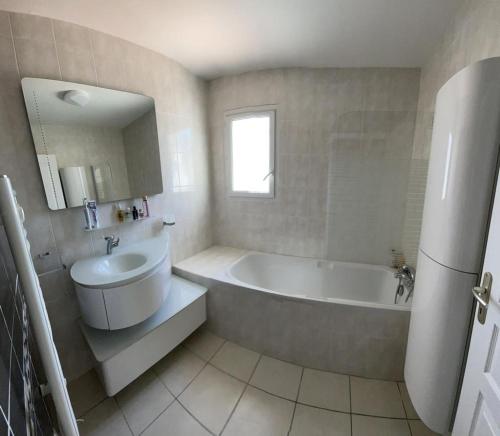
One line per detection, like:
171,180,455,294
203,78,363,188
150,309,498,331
174,246,412,380
227,252,411,310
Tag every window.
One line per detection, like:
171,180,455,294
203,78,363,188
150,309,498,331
225,108,275,198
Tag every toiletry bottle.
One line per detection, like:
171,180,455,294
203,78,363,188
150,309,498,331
132,206,138,220
117,207,124,223
87,200,99,229
83,198,92,230
142,196,150,218
124,207,132,222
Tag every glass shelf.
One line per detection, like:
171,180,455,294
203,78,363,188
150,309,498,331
84,215,150,232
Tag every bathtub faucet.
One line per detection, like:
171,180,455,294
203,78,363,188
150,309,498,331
394,265,415,303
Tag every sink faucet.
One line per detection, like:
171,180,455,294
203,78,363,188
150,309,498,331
394,265,415,303
104,235,120,255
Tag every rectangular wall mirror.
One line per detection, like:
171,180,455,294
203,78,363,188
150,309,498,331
22,78,163,210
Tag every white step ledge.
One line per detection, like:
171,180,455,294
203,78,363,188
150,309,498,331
80,275,207,396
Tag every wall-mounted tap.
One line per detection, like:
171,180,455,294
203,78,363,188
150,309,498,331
394,264,415,303
104,235,120,255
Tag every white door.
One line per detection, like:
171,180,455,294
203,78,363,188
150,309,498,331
453,185,500,435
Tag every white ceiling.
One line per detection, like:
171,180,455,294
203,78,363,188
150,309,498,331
0,0,459,79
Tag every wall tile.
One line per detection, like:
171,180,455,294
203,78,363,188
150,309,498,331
13,37,61,80
53,21,96,85
10,13,61,80
9,13,53,41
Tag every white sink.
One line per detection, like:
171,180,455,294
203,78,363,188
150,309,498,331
71,234,169,289
71,233,172,330
97,253,148,275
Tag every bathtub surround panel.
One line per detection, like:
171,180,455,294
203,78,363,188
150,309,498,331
208,68,420,265
206,281,408,380
0,11,212,380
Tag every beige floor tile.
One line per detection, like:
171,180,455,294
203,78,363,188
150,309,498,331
179,365,245,434
351,377,405,418
68,370,106,418
408,420,441,436
79,398,132,436
183,328,225,360
210,341,260,381
142,401,211,436
351,415,411,436
249,355,303,400
298,368,350,412
398,382,419,419
115,370,174,435
289,404,351,436
153,346,205,396
223,386,295,436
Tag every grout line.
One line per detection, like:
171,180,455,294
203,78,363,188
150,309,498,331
87,28,99,86
397,381,410,419
176,399,217,436
206,360,255,384
164,358,208,400
113,394,136,435
50,19,63,80
244,380,301,404
76,395,108,420
136,398,175,436
219,353,263,435
111,397,134,436
294,401,351,416
183,331,226,362
287,366,304,435
350,412,409,421
7,14,20,79
219,384,247,436
143,339,228,435
407,418,413,436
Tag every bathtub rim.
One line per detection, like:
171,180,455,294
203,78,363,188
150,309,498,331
224,251,412,311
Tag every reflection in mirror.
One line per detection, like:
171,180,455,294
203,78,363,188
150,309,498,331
21,78,163,210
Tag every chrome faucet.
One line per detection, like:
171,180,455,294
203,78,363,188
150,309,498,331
104,235,120,255
394,265,415,303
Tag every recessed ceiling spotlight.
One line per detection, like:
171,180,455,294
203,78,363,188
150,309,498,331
63,89,90,107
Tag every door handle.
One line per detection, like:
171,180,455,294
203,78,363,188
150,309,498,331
472,287,488,307
472,272,492,324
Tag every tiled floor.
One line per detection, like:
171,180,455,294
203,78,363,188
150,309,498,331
69,329,440,436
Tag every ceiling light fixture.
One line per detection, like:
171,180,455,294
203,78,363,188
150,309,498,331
63,89,90,107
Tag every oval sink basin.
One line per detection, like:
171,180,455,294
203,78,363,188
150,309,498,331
70,233,172,330
70,233,170,289
97,253,148,274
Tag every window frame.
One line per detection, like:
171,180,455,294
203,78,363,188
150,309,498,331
224,106,276,199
